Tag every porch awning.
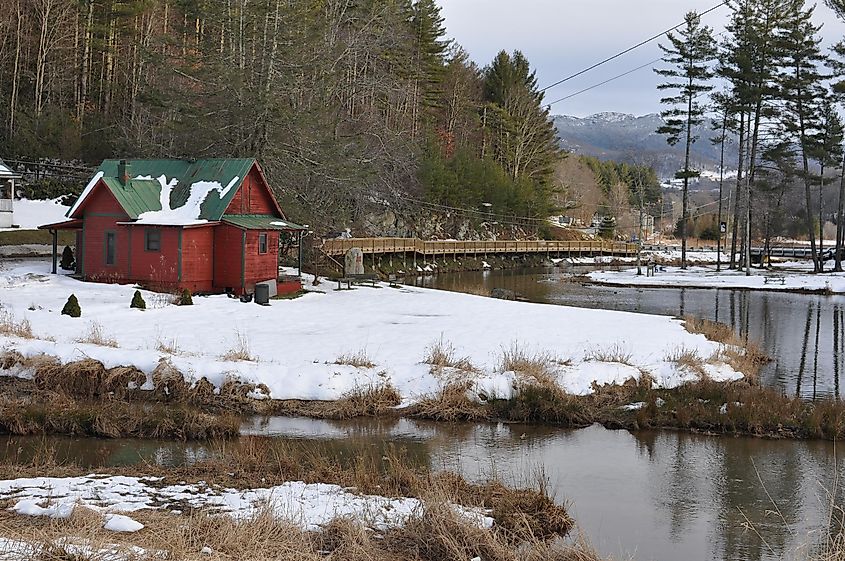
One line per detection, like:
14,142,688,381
222,215,306,231
38,219,83,230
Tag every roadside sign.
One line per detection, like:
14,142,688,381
720,222,727,234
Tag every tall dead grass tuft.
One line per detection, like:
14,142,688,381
666,346,707,378
0,310,33,339
317,383,402,419
74,321,118,348
335,348,376,368
424,337,478,372
584,344,634,366
220,330,254,361
409,381,490,422
684,316,769,383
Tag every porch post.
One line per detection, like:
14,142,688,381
51,229,58,274
298,230,303,277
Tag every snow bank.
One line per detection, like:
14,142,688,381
0,474,492,532
0,261,743,401
588,266,845,293
0,198,71,231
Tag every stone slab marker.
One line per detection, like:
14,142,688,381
345,247,364,276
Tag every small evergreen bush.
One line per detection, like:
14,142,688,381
130,290,146,310
59,246,75,271
178,288,193,306
61,294,81,317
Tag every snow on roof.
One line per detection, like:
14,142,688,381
134,175,239,226
66,171,104,217
0,160,22,179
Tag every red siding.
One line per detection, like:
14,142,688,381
126,225,180,288
79,182,131,282
180,227,214,293
213,224,243,292
243,230,279,293
224,165,279,216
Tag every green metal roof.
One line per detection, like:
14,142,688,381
222,214,306,230
72,159,261,221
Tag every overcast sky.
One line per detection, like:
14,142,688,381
435,0,845,117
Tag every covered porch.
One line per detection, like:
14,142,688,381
38,219,83,275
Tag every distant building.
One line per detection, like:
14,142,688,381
0,159,21,228
41,159,305,295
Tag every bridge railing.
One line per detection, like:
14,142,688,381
320,237,638,257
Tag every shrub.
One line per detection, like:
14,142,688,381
178,288,193,306
59,246,75,271
61,294,81,317
130,290,146,310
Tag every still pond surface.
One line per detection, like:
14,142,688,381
3,418,841,561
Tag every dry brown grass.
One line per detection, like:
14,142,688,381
155,335,181,355
584,345,634,366
219,330,254,362
424,338,478,372
0,442,589,561
684,316,769,383
318,383,402,419
409,381,490,422
666,346,706,378
74,321,118,348
0,310,33,339
335,348,376,368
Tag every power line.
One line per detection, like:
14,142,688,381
539,0,730,94
547,58,662,107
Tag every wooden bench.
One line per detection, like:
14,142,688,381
336,274,379,289
763,275,786,285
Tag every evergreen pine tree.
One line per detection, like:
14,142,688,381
130,290,146,310
654,11,717,269
813,99,844,271
776,0,828,272
59,246,75,271
61,294,81,318
178,288,193,306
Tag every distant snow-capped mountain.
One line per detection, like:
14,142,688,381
553,112,737,179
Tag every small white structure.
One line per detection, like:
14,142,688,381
0,159,21,228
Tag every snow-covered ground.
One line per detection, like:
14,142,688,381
0,260,743,401
558,249,731,266
0,474,491,532
588,265,845,292
0,198,70,231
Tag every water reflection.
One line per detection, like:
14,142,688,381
405,268,845,399
1,420,841,561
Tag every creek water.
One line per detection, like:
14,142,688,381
2,418,841,561
404,266,845,400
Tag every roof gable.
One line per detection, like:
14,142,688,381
69,159,260,224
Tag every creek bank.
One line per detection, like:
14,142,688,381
0,439,595,561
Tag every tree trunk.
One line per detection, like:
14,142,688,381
835,153,845,272
730,111,746,269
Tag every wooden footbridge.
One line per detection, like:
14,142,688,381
320,237,638,260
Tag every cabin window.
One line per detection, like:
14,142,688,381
145,228,161,252
258,232,268,254
104,232,116,266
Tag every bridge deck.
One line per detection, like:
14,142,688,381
321,238,638,257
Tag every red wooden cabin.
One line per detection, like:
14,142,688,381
41,159,305,296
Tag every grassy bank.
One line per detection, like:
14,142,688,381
2,318,841,442
0,440,597,561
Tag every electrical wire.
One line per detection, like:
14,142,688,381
539,0,730,93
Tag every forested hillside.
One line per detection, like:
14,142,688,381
0,0,560,236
